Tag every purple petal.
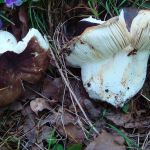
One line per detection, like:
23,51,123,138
0,19,2,28
14,0,22,6
5,0,17,4
5,0,22,9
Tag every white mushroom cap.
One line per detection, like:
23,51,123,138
0,30,17,53
130,10,150,51
63,10,150,107
0,28,49,54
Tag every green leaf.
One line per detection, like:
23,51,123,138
106,1,110,12
66,144,82,150
47,128,56,149
53,144,63,150
22,0,28,2
118,0,127,8
0,14,15,25
122,103,129,113
144,3,150,10
32,0,41,1
103,109,107,117
0,0,5,3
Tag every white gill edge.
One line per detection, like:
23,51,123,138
66,17,131,67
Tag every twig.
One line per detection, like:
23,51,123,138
48,38,99,135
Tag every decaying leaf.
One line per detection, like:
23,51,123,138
84,98,100,118
40,109,77,127
22,106,37,143
85,130,125,150
42,78,65,101
106,108,150,129
37,126,52,143
58,123,86,143
106,108,132,126
30,98,52,115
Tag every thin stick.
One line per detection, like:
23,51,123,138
48,40,99,135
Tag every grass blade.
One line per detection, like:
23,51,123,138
107,123,142,150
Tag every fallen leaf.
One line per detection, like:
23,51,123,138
42,78,65,101
37,126,52,143
58,123,86,143
106,108,132,126
84,98,100,118
85,130,125,150
19,3,28,38
40,109,77,127
10,101,22,111
22,106,37,143
0,101,22,115
30,98,52,115
106,108,150,129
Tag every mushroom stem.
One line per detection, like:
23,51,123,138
81,49,149,107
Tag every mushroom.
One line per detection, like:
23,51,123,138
62,9,150,107
0,28,50,106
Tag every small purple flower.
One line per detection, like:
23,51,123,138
5,0,22,9
0,19,2,28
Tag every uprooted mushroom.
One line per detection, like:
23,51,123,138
62,9,150,107
0,28,50,106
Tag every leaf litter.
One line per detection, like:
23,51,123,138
0,1,150,150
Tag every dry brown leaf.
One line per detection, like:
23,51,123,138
11,9,22,42
0,101,22,115
124,118,150,128
58,123,86,143
42,77,88,107
84,98,100,118
42,78,65,101
10,101,23,111
19,3,28,38
30,98,52,115
40,109,76,127
37,126,52,143
85,130,125,150
106,108,132,126
22,106,37,143
106,108,150,129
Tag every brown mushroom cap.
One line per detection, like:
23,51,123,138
0,28,50,106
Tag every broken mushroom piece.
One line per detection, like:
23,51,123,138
62,10,150,107
0,28,50,106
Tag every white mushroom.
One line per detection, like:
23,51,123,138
63,10,150,107
0,30,17,53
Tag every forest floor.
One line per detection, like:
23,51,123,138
0,0,150,150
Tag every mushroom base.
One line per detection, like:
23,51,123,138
81,50,149,107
